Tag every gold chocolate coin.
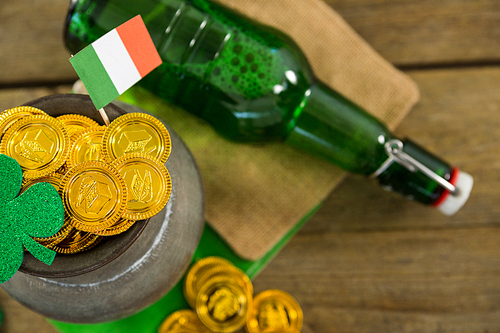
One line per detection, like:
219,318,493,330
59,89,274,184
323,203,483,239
47,228,102,254
158,309,210,333
194,263,253,306
184,256,234,308
21,173,62,192
196,275,253,333
67,126,106,168
92,218,136,237
57,114,99,137
102,113,171,163
0,114,69,179
111,153,172,221
246,290,303,333
0,106,47,139
60,161,127,233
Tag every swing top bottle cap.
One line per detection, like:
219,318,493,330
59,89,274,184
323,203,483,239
373,139,474,216
433,168,473,216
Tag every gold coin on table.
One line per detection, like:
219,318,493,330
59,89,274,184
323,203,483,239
67,126,106,168
158,309,210,333
245,290,303,333
194,263,253,305
184,256,234,309
92,218,136,237
57,114,100,137
47,228,102,254
0,114,69,179
102,113,171,163
196,275,253,333
60,161,127,233
0,106,47,139
111,153,172,221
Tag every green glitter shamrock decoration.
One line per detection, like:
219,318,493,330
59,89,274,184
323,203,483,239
0,154,64,283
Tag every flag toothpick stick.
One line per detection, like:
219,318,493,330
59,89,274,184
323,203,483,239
99,108,110,126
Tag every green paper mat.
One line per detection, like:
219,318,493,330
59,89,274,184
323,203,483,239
49,205,320,332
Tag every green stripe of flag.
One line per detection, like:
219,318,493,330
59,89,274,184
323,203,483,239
69,45,119,110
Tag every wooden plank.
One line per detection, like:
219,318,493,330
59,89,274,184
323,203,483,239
0,86,72,111
252,67,500,332
2,0,500,84
325,0,500,67
0,288,57,333
0,0,77,84
253,227,500,333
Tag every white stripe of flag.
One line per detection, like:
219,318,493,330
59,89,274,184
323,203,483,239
92,29,142,95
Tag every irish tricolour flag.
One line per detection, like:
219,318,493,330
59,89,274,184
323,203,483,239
69,15,162,110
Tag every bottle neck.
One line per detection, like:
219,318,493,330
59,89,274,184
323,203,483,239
286,80,392,174
285,80,455,207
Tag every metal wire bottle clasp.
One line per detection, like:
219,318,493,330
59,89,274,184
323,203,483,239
370,139,457,195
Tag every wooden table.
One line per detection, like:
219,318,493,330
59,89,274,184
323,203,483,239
1,0,499,332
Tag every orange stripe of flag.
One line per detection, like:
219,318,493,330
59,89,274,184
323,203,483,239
116,15,162,78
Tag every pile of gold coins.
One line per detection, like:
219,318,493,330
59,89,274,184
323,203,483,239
0,105,172,254
159,256,303,333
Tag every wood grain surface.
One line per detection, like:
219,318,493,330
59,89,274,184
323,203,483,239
2,0,500,83
325,0,500,67
1,0,499,333
254,67,500,333
0,0,76,85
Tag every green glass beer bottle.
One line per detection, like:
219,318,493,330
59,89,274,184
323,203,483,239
64,0,473,214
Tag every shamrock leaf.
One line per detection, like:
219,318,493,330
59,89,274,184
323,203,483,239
0,154,64,283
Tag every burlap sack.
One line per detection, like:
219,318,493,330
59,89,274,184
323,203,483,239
197,0,420,259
